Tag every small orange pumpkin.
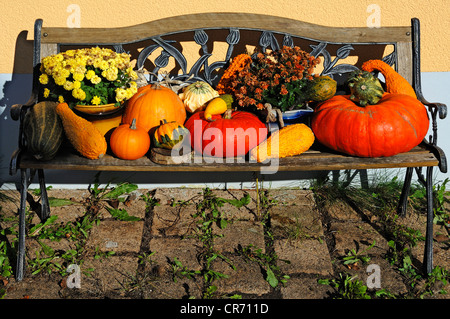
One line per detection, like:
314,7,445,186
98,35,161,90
110,118,151,160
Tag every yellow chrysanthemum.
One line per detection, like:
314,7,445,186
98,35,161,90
115,88,127,102
58,95,65,103
43,88,50,98
54,53,64,62
127,68,138,80
73,81,81,89
73,72,84,82
91,75,101,85
61,68,71,79
65,49,76,57
91,96,102,105
54,76,67,86
85,70,96,80
63,81,74,91
72,88,86,101
102,67,118,82
99,60,109,71
39,74,49,85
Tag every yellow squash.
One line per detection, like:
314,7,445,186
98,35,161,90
250,124,314,162
56,103,107,159
203,94,234,121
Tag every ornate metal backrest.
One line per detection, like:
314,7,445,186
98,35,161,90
33,13,417,93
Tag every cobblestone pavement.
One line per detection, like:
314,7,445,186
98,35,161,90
0,187,449,300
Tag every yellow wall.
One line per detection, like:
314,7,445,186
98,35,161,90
2,0,450,74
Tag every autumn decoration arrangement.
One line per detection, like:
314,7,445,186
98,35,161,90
27,45,429,163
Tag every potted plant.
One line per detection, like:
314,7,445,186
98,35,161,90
218,46,321,125
38,47,138,115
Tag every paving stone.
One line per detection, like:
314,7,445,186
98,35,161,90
213,254,271,296
46,204,86,224
26,237,75,259
81,255,140,294
87,219,144,253
214,220,265,253
274,239,333,276
271,205,324,239
146,276,203,299
210,189,258,220
330,222,389,256
153,188,203,205
411,239,450,271
325,199,364,222
395,211,450,271
269,189,315,206
281,276,332,299
148,237,202,273
152,204,197,237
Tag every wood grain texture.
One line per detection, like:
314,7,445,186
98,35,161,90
19,144,439,172
40,12,412,45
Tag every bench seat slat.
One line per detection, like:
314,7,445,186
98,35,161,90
18,143,438,173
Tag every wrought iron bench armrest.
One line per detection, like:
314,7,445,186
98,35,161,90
9,92,39,175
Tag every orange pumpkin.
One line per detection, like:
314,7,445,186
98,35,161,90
311,93,429,158
110,118,151,160
122,83,186,133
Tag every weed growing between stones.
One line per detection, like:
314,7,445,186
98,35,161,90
169,187,250,299
312,174,450,299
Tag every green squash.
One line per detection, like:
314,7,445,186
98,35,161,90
23,101,64,161
307,76,337,102
347,70,384,106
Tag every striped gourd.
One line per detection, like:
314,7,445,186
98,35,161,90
23,101,64,161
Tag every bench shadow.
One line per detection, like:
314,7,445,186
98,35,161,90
0,30,34,187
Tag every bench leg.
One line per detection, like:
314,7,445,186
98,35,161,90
16,168,28,282
15,169,51,281
398,166,434,274
423,166,434,274
398,167,414,217
38,169,50,221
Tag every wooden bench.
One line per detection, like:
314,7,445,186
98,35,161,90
9,13,447,281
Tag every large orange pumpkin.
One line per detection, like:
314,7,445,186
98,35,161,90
122,83,186,133
311,93,429,158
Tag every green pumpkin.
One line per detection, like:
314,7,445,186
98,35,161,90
347,70,384,106
307,76,337,102
152,119,189,150
23,101,64,161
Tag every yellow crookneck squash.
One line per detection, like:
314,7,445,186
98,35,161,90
56,103,107,159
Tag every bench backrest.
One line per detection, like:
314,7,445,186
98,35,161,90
32,12,421,93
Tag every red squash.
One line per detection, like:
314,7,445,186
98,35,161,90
311,93,429,158
184,111,268,157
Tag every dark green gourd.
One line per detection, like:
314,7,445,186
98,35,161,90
23,101,64,161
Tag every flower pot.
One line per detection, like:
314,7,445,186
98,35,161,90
281,107,314,125
74,103,123,116
264,106,314,133
73,103,125,138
